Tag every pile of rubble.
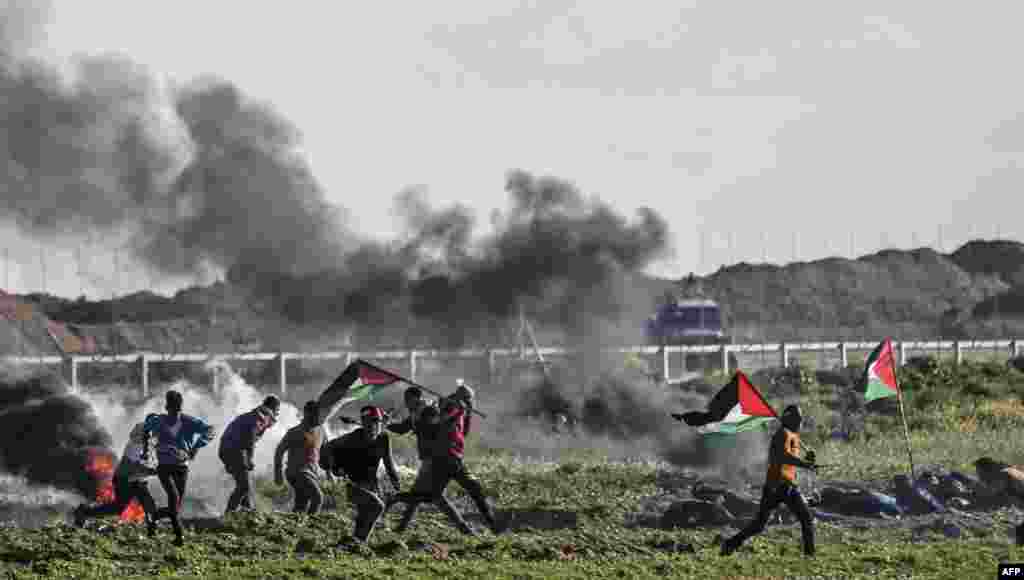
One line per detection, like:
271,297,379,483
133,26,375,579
653,457,1024,532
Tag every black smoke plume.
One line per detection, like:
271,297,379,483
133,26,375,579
0,0,669,348
0,366,113,497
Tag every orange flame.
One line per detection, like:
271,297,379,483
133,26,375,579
84,448,146,524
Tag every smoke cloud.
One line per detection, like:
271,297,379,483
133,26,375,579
0,2,671,347
0,365,112,497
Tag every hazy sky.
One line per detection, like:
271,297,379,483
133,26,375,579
5,1,1024,298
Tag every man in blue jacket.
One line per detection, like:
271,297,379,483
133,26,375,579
143,390,215,546
219,396,280,515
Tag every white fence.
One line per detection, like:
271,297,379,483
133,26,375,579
1,339,1021,396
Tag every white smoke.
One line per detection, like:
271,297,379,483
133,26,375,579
78,358,312,516
0,472,80,527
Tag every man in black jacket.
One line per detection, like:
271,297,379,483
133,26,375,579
322,406,401,544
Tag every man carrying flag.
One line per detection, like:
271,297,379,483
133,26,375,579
672,371,818,557
317,359,403,427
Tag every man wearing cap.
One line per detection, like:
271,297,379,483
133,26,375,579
274,401,329,515
322,405,401,544
220,395,281,515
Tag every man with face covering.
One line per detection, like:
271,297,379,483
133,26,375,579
322,405,401,544
220,395,281,514
274,401,329,514
720,404,818,557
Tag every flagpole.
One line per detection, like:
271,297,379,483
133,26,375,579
892,343,916,480
358,359,488,419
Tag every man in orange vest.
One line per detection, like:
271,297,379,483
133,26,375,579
720,404,818,557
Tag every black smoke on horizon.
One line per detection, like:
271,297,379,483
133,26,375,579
0,2,670,347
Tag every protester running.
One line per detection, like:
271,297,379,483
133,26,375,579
143,390,215,546
321,405,401,545
720,404,818,557
219,395,281,515
73,421,159,535
387,386,454,531
274,400,329,515
388,383,500,535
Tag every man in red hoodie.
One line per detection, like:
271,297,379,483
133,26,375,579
388,384,500,534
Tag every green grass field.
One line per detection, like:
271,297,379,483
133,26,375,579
4,357,1024,579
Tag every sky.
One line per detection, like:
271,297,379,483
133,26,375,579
4,1,1024,299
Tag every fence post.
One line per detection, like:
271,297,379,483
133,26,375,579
954,341,963,365
839,342,848,368
65,356,78,393
720,344,730,374
662,347,670,383
278,353,288,395
486,349,497,385
139,354,149,398
1011,339,1020,359
897,341,907,367
409,350,418,384
780,342,789,368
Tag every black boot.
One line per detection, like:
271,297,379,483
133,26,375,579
72,505,87,528
720,536,740,556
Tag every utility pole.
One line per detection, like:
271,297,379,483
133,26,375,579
113,245,120,356
39,243,46,296
76,246,82,298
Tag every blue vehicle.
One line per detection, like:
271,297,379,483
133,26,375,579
644,298,727,345
644,275,736,373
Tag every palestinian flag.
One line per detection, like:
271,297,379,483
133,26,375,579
680,371,778,436
317,359,403,422
863,338,899,402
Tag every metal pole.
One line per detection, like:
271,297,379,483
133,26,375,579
278,353,287,394
896,378,915,480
